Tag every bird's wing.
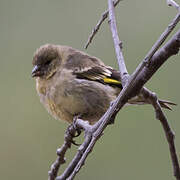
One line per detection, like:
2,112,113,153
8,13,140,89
75,65,122,87
64,50,122,88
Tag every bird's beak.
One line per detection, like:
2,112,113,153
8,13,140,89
31,65,41,77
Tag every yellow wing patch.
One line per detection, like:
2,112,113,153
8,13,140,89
103,77,121,84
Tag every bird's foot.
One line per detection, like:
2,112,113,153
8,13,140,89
66,123,81,146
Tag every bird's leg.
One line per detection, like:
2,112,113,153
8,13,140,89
67,115,96,146
72,115,82,137
66,121,81,146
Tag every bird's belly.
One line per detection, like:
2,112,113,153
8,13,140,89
38,92,74,123
58,79,118,124
35,79,71,123
37,78,118,124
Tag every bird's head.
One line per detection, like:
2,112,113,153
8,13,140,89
32,44,61,79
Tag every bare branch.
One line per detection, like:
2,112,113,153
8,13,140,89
57,119,103,180
52,2,180,180
141,88,180,179
48,125,77,180
84,0,122,49
108,0,128,85
57,134,92,180
66,136,96,180
59,26,180,180
60,9,180,180
167,0,180,10
128,11,180,97
133,28,180,95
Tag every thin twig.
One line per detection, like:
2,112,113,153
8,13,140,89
48,125,77,180
57,135,92,180
108,0,128,85
133,28,180,95
127,11,180,99
84,0,122,49
141,88,180,180
56,120,96,180
57,119,104,180
67,135,99,180
167,0,180,10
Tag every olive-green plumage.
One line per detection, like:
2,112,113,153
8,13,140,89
32,44,176,124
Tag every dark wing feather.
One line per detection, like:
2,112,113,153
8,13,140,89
64,49,122,89
75,66,122,89
74,65,110,80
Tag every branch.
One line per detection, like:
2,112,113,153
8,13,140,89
128,11,180,98
108,0,128,85
56,120,95,180
64,27,180,179
141,88,180,179
48,125,77,180
52,1,180,180
167,0,180,10
92,28,180,139
56,119,104,180
131,28,180,94
84,0,122,49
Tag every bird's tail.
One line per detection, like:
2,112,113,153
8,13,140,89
158,99,177,110
128,96,177,110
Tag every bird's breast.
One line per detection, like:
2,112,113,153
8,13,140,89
35,77,73,123
36,79,46,95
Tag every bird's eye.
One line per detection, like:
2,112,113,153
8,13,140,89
45,60,51,66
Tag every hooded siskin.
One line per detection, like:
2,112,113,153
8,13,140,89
32,44,176,124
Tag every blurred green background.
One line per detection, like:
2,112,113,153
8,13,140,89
1,0,180,179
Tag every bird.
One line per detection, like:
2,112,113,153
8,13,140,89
32,44,176,125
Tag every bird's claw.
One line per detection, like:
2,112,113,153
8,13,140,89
65,117,82,146
70,139,81,146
